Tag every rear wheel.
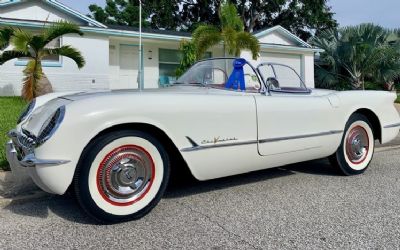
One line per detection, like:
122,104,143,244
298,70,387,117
74,130,170,223
329,113,375,175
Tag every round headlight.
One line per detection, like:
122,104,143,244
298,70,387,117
18,99,36,124
36,106,66,145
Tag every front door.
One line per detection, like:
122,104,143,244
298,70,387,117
118,45,139,89
255,63,334,156
255,93,333,156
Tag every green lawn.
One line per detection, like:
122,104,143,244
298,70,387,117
396,94,400,104
0,97,27,171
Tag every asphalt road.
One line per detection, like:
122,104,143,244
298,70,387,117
1,147,400,249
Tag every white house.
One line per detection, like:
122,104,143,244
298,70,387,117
0,0,321,96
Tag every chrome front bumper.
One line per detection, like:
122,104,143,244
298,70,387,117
5,140,22,170
6,129,70,168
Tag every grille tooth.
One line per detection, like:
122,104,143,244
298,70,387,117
17,131,35,149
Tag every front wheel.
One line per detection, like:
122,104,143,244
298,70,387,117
329,113,375,175
74,130,170,223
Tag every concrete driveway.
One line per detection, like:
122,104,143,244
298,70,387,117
1,146,400,249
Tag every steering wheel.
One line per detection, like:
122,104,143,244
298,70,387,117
267,77,280,89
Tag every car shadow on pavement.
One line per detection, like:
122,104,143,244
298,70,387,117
3,194,95,224
2,158,340,224
165,158,340,199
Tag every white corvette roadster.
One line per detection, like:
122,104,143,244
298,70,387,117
6,58,400,223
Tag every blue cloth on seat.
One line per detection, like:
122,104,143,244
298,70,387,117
225,58,246,91
159,75,170,87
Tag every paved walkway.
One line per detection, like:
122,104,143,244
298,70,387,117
1,148,400,249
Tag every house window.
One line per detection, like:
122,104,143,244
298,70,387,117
159,48,211,83
16,37,62,67
43,37,61,62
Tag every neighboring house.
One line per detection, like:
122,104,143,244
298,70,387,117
0,0,321,96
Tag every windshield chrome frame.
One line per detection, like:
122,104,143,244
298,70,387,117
176,57,267,94
256,62,311,94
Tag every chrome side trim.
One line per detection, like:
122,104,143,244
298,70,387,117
181,138,258,152
258,130,343,144
384,123,400,129
19,154,70,168
181,130,343,152
263,146,321,156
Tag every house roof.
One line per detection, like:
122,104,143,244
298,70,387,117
0,17,193,41
107,25,191,38
0,0,107,28
253,25,312,48
0,0,322,52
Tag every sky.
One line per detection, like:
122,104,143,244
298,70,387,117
59,0,400,29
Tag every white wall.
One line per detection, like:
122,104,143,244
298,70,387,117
109,39,203,89
143,43,162,89
240,49,315,88
257,32,294,45
303,53,315,88
0,34,110,96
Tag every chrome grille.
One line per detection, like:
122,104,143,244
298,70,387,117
10,129,36,160
18,129,36,149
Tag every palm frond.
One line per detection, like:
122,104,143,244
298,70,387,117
11,28,32,53
222,27,236,56
29,35,46,52
219,2,244,32
43,45,85,68
42,21,83,45
192,25,222,58
0,27,14,50
192,25,220,43
0,50,30,65
235,31,260,59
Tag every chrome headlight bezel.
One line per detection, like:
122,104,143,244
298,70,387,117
17,99,36,124
36,105,66,146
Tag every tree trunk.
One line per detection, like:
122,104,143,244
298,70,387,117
35,73,53,97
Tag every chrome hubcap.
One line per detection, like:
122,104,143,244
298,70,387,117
97,145,154,206
346,126,369,164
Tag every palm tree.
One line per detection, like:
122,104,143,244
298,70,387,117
0,27,13,50
192,1,260,60
311,23,400,90
0,21,85,100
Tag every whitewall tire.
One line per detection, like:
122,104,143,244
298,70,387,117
329,113,375,175
74,130,170,223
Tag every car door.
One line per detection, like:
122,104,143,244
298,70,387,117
255,63,336,156
255,93,334,156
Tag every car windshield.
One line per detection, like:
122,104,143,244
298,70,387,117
257,63,310,93
175,58,262,92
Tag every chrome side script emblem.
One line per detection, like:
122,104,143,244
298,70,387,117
201,137,238,145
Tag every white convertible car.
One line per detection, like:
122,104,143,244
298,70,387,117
6,58,400,223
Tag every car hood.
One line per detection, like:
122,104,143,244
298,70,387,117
60,86,338,101
60,85,210,101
